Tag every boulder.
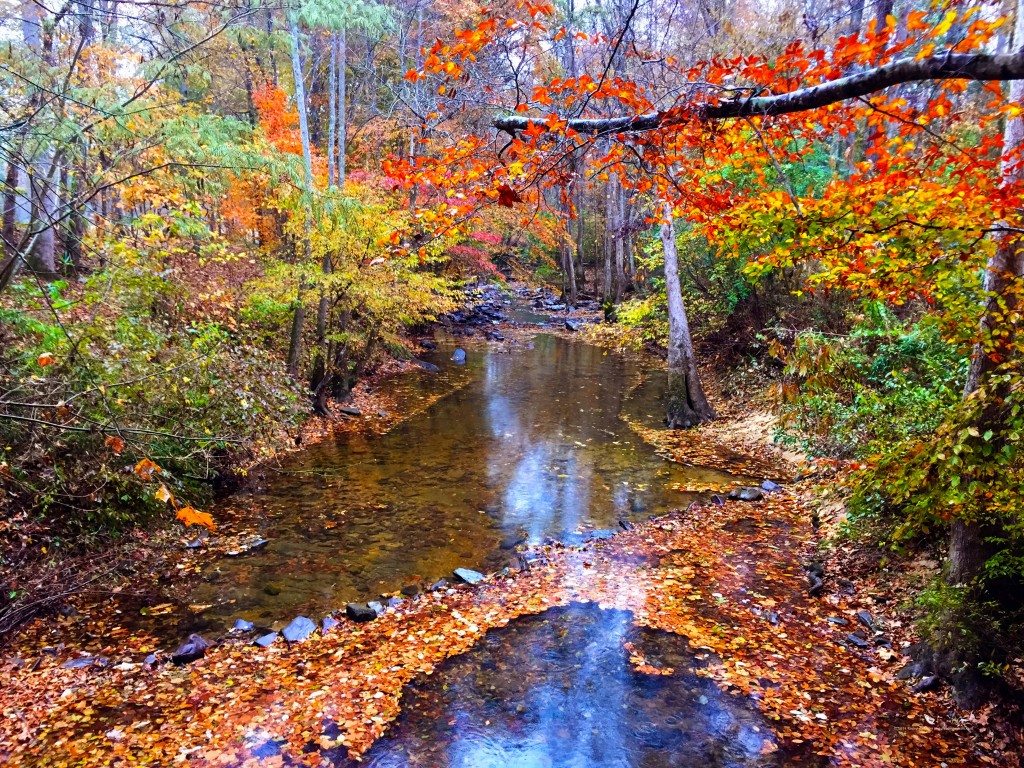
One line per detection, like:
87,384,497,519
760,480,782,493
564,319,582,332
345,602,378,622
232,618,255,632
728,486,764,502
453,568,485,585
171,634,210,665
429,578,450,591
912,675,939,693
339,406,362,417
400,583,421,597
451,348,467,364
282,616,316,643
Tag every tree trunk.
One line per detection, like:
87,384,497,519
327,33,337,185
603,175,615,300
336,29,346,186
848,0,865,35
951,0,1024,592
559,194,576,305
286,13,315,379
27,153,57,276
2,159,18,263
287,285,305,377
660,202,715,428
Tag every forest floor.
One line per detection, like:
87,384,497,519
1,287,1022,767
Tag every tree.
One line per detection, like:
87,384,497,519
660,201,716,427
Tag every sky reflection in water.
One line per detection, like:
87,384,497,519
352,604,782,768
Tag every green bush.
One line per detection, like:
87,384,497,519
776,304,967,458
0,264,302,540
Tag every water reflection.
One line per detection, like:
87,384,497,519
189,335,740,628
348,604,783,768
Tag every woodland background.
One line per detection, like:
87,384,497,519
1,0,1023,702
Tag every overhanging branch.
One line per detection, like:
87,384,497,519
494,50,1024,134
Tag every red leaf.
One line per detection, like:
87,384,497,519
497,185,522,207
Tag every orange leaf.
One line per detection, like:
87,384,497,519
37,353,56,367
133,457,161,480
104,435,126,455
176,506,216,532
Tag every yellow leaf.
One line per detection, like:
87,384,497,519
154,484,173,504
176,506,216,532
934,9,957,37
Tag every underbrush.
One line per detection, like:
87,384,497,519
0,267,303,550
775,304,967,459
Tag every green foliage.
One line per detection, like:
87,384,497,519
0,242,302,538
776,305,967,458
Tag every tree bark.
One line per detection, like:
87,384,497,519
660,202,715,428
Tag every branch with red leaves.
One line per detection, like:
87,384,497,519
494,50,1024,134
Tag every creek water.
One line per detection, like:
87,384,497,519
188,333,739,631
344,603,785,768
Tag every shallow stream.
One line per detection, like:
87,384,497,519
189,333,739,630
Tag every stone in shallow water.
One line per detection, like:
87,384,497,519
254,632,278,648
346,602,378,622
728,486,765,502
232,619,255,632
451,348,467,364
171,634,209,665
62,655,107,670
453,567,485,585
282,616,316,643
